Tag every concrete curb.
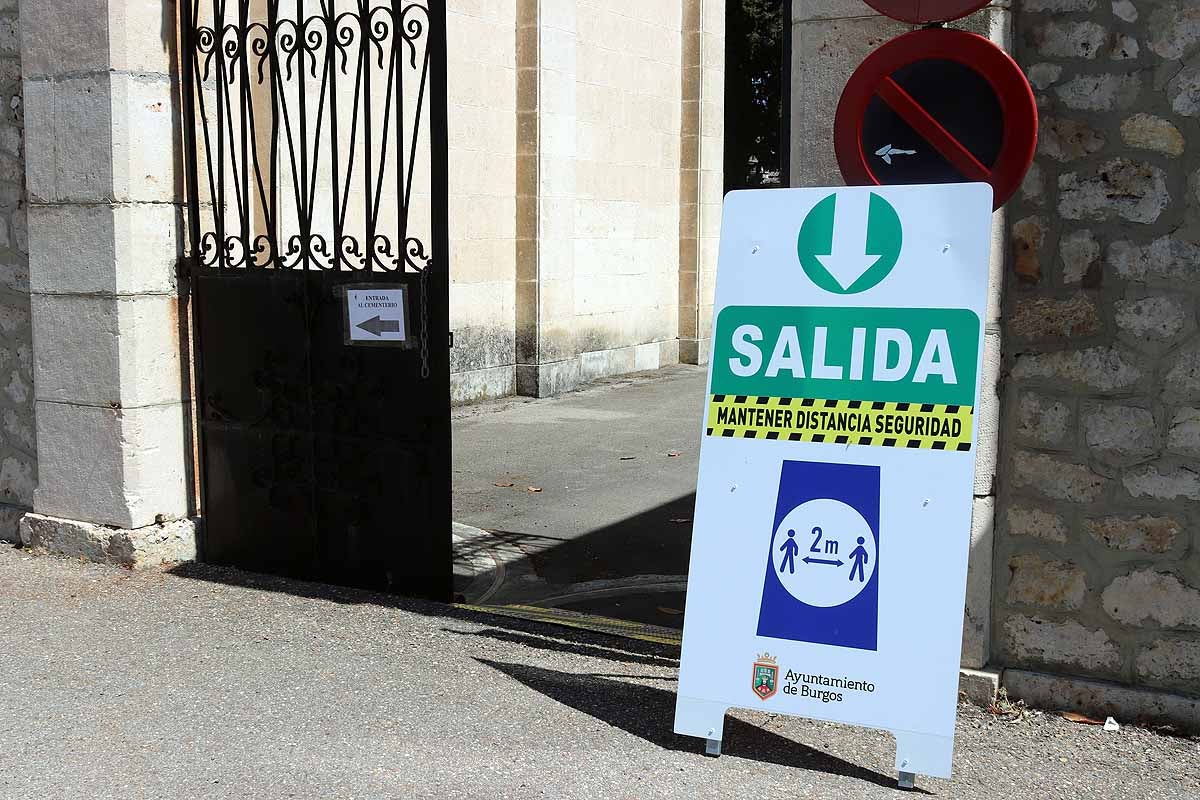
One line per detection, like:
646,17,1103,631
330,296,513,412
453,600,1011,710
959,667,1002,707
1003,668,1200,734
452,522,538,604
456,602,685,647
532,575,689,607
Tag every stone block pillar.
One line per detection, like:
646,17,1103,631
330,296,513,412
790,0,1010,669
515,0,581,398
678,0,725,367
18,0,195,566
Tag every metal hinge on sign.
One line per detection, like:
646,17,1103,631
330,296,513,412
449,331,454,348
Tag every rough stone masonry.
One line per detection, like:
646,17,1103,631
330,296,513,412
0,0,33,545
1000,0,1200,700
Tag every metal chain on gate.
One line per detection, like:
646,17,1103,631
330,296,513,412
419,260,431,379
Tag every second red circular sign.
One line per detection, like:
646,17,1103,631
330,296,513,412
863,0,992,23
833,28,1037,211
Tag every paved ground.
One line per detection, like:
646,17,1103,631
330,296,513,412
1,547,1197,799
452,366,706,626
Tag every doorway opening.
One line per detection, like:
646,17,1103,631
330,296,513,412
450,2,793,635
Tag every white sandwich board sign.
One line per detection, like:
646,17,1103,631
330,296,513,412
674,183,992,785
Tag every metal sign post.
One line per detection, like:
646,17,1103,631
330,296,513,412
674,183,993,788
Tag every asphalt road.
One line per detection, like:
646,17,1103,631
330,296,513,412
1,548,1197,799
452,366,705,625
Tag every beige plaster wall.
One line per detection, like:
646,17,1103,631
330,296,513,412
516,0,692,397
571,1,683,377
447,0,520,403
453,0,724,401
448,0,720,400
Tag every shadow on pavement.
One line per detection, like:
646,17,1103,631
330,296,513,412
478,659,915,792
167,559,680,663
519,493,697,587
168,559,423,606
466,495,697,629
452,527,561,569
167,553,919,792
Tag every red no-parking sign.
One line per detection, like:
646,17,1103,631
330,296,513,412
833,28,1037,210
863,0,991,23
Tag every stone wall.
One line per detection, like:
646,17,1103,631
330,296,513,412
997,0,1200,697
0,0,31,543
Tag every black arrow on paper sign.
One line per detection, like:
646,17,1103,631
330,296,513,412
356,316,402,336
803,556,845,567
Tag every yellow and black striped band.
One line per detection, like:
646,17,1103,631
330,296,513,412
705,395,974,451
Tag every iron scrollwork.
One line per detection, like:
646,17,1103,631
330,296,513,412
186,0,434,274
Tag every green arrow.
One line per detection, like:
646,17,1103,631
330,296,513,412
797,191,903,295
815,190,881,289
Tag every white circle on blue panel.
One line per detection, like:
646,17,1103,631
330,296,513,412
771,498,876,608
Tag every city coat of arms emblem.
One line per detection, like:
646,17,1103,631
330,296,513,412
752,653,778,700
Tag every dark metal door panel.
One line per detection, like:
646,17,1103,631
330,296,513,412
313,437,435,592
307,272,435,442
193,273,313,430
201,424,321,581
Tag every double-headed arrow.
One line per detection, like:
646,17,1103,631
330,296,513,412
356,315,402,336
802,556,844,567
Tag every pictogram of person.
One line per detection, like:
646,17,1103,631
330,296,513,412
849,536,869,582
779,529,800,574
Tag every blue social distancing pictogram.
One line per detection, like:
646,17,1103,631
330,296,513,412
758,460,881,651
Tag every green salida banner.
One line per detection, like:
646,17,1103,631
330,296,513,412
711,306,981,407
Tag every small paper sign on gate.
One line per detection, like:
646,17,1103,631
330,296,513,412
344,284,410,346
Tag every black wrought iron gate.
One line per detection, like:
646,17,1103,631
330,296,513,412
180,0,451,599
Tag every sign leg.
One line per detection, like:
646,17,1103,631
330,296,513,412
893,729,954,780
898,771,916,790
674,695,728,757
